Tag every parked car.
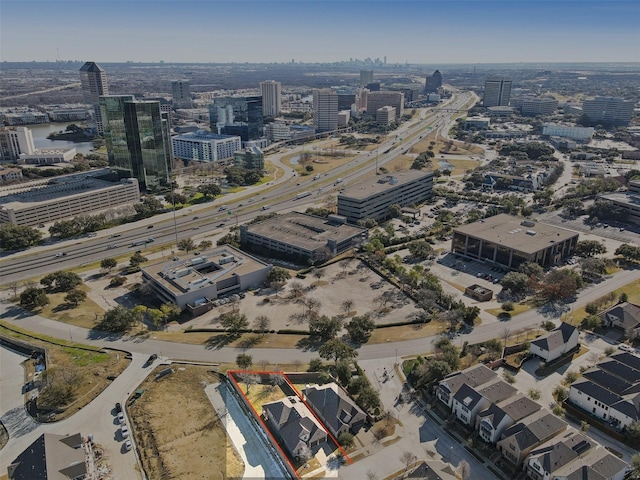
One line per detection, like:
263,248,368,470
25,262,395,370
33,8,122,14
115,402,122,413
117,412,126,424
145,354,157,366
121,425,129,438
124,439,132,451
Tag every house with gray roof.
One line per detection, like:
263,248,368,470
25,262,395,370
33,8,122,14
525,428,595,480
7,433,86,480
497,410,568,470
476,394,541,443
599,302,640,334
303,383,367,438
437,364,497,408
550,446,628,480
529,322,579,363
262,396,327,460
568,352,640,431
452,380,517,427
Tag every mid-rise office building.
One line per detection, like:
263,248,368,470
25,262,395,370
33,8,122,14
100,96,172,191
172,131,241,163
337,171,433,224
376,106,396,126
598,180,640,225
234,146,264,170
0,169,140,226
582,97,634,127
424,69,442,94
360,70,374,87
1,112,49,126
451,214,579,270
366,91,404,120
483,77,512,107
171,80,192,109
79,61,109,134
511,97,558,116
0,126,35,162
209,96,264,142
260,80,282,117
313,89,338,133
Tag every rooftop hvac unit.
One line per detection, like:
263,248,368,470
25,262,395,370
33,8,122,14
526,230,537,236
174,268,191,277
190,257,206,265
521,220,535,227
219,256,235,265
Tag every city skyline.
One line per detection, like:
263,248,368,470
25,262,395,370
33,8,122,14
1,1,639,64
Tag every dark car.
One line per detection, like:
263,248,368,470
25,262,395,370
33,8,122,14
115,402,122,413
147,225,154,229
145,354,158,366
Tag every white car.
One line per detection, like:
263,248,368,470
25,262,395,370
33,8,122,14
117,412,125,424
124,439,132,451
121,425,129,438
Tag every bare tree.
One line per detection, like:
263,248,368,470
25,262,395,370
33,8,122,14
313,268,326,286
456,460,471,480
289,281,304,300
7,281,20,297
342,299,354,316
401,451,418,472
501,328,511,346
340,258,352,275
305,298,322,319
237,373,260,393
254,315,271,335
366,471,378,480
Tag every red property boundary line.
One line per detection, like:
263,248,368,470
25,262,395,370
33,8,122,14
227,370,353,476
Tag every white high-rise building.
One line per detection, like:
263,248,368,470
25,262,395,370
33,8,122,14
79,62,109,134
313,89,338,133
483,77,512,107
0,126,36,162
172,131,241,163
582,97,634,127
260,80,282,117
360,70,374,87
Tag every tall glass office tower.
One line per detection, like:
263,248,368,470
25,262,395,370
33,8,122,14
100,95,172,191
209,96,264,142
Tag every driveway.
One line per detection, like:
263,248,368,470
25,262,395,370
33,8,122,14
205,382,289,480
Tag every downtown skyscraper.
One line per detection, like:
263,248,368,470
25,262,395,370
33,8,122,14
483,77,512,107
313,89,338,133
260,80,282,118
79,61,109,134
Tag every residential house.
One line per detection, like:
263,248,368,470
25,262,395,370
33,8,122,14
568,353,640,430
262,396,328,460
550,446,628,480
529,322,579,363
525,428,595,480
452,380,517,427
7,432,86,480
436,364,497,409
476,394,541,443
599,302,640,335
303,383,367,438
400,460,457,480
497,410,568,469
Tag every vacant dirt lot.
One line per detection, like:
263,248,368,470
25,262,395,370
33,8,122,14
128,365,243,480
185,258,420,333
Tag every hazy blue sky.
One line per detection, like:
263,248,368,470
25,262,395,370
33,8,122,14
2,1,639,63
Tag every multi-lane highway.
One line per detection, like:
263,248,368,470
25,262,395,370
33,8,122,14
0,91,475,283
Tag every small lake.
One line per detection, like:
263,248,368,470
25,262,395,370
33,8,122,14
29,122,96,155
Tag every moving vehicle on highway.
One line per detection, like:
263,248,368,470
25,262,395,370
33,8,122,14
295,191,311,200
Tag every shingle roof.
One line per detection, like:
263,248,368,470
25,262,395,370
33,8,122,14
476,380,517,404
7,433,86,480
582,368,633,395
599,302,640,330
304,383,366,435
499,395,541,423
571,379,622,407
610,351,640,372
440,364,497,397
598,359,640,384
501,411,567,451
528,430,594,475
531,322,577,353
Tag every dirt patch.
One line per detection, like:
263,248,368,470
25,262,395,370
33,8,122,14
128,365,243,480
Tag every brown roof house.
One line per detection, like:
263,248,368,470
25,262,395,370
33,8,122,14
7,433,86,480
303,383,367,438
262,396,327,461
475,394,541,443
452,379,517,427
529,322,579,363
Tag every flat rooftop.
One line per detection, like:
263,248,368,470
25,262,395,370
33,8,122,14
338,170,432,201
454,214,578,254
244,211,366,251
144,245,270,295
600,191,640,207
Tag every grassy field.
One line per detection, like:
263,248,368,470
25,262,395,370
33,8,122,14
37,286,105,329
569,277,640,326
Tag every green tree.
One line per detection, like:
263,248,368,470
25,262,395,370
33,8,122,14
254,315,271,335
309,315,342,341
177,238,196,252
100,257,118,272
159,303,181,328
266,267,291,287
407,239,434,260
64,288,87,307
165,192,189,205
615,244,640,261
387,203,402,219
236,353,253,370
220,312,249,333
414,359,452,389
619,292,629,303
0,224,42,250
19,287,49,310
40,271,82,292
96,305,142,332
197,183,221,199
198,240,213,250
539,269,582,302
337,432,355,448
134,195,164,218
319,339,358,363
346,314,376,344
575,240,607,258
519,262,544,280
630,453,640,478
129,251,148,267
500,272,530,294
357,385,380,411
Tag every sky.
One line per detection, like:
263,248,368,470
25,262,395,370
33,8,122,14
1,0,639,64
